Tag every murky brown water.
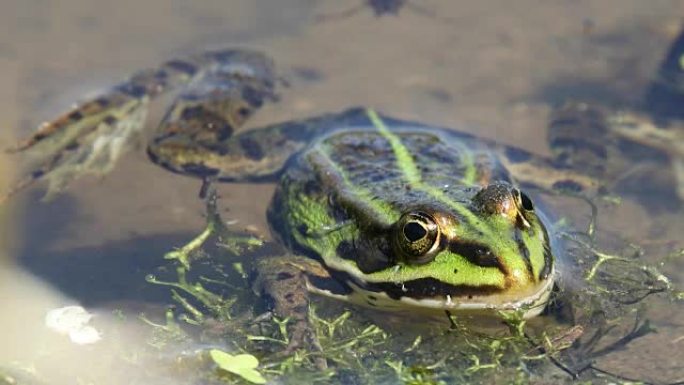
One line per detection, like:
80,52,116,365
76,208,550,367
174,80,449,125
1,1,683,384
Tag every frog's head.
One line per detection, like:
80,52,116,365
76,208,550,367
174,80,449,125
344,182,555,317
272,126,556,317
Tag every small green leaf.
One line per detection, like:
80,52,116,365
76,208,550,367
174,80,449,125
210,349,267,384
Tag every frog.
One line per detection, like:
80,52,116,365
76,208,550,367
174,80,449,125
2,42,679,368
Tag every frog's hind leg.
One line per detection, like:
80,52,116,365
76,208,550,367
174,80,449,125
3,91,148,203
1,49,272,203
149,75,372,184
145,50,284,184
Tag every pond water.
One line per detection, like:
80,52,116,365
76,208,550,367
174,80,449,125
0,1,683,384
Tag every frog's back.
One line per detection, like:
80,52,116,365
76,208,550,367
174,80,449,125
268,109,519,262
280,109,514,210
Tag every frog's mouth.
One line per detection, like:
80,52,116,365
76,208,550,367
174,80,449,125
306,266,555,319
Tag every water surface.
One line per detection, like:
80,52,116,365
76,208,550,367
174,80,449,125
1,1,683,384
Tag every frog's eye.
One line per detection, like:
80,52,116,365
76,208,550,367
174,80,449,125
394,212,441,264
514,189,534,229
518,190,534,211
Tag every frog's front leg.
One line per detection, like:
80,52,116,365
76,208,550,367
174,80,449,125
252,256,331,369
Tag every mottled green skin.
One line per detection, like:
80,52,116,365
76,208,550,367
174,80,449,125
266,110,553,311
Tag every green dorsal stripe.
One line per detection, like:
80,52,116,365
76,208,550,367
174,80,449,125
365,108,494,239
450,141,477,185
366,108,421,184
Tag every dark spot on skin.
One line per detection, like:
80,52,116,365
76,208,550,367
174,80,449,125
163,59,198,76
64,142,80,151
305,273,354,296
215,127,232,142
369,174,384,183
153,69,168,80
102,115,118,126
368,295,378,301
180,105,206,120
276,272,295,281
453,268,458,274
116,83,147,98
552,180,584,192
241,86,264,108
68,110,83,121
94,97,110,107
31,169,45,178
450,242,503,272
284,293,295,302
237,107,251,119
468,295,473,299
178,106,234,142
181,163,220,177
297,224,309,236
239,136,264,160
302,180,320,195
335,237,393,274
504,147,532,163
336,240,356,261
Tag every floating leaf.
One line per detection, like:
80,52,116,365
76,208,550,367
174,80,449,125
209,349,267,384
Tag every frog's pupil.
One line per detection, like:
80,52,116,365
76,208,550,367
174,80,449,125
404,221,427,242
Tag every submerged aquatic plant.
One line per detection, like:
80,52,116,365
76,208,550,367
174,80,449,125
210,349,267,384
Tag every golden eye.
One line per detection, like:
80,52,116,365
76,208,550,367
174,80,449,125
394,212,441,264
